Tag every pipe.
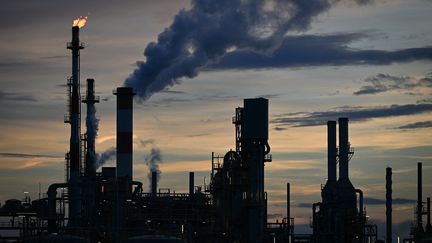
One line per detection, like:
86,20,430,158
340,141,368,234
417,162,423,232
338,118,349,180
189,172,195,196
426,197,431,233
287,182,290,229
386,167,392,243
47,183,69,233
327,121,337,182
67,26,84,227
151,171,157,197
114,87,135,181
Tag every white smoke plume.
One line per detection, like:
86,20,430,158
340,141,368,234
95,147,116,169
145,148,162,192
139,139,162,191
124,0,372,101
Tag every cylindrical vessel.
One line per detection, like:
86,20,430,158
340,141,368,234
327,121,337,182
338,118,349,180
115,87,135,180
386,167,392,243
151,171,157,197
189,172,194,196
67,26,84,227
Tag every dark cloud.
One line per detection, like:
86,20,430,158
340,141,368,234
267,213,285,219
0,59,29,73
208,33,432,70
296,203,312,208
256,94,281,99
364,197,416,205
39,55,68,60
187,133,212,138
160,90,186,94
354,73,432,95
273,127,287,131
397,121,432,130
272,102,432,127
0,91,37,102
0,153,61,159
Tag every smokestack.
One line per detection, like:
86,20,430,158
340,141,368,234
287,182,290,225
386,167,392,243
83,78,99,177
417,162,424,232
151,171,157,197
189,172,194,196
114,87,135,181
67,25,84,227
327,121,337,182
426,197,432,233
338,118,349,180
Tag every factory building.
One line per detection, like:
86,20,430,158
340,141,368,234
310,119,378,243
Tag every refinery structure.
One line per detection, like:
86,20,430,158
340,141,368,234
0,22,431,243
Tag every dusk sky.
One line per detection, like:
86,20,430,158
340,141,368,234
0,0,431,240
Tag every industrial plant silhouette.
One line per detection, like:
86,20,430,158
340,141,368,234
0,23,431,243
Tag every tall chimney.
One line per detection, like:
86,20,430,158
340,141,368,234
151,171,157,197
386,167,392,243
114,87,135,181
287,182,290,225
189,172,195,196
83,78,99,177
417,162,424,232
338,118,349,180
67,26,84,226
327,121,337,182
426,197,432,233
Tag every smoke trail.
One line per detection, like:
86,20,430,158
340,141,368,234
124,0,371,101
95,147,116,169
145,147,162,191
139,139,155,148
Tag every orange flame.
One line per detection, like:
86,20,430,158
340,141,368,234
72,16,88,28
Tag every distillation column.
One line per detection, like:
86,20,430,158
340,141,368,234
67,26,84,226
241,98,269,243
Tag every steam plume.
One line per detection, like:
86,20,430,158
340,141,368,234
145,147,162,191
86,104,99,166
124,0,371,101
95,147,116,169
139,139,155,148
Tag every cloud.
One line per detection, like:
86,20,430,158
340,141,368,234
39,55,68,60
0,153,61,159
397,121,432,130
364,197,416,205
0,91,37,102
209,33,432,70
354,73,432,95
296,203,313,208
272,102,432,127
187,133,212,138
